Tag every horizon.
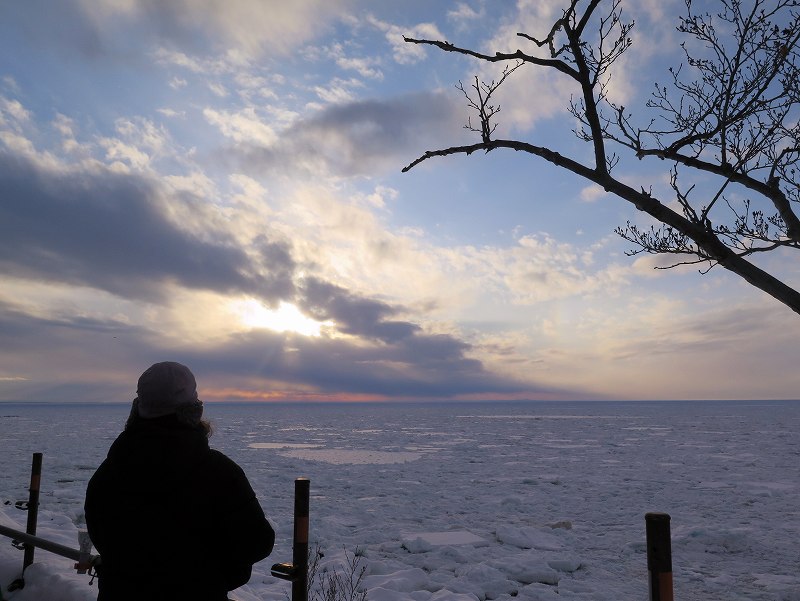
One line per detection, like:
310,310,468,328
2,398,799,406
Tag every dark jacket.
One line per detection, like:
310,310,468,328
85,416,275,601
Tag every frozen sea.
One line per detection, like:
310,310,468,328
1,400,799,601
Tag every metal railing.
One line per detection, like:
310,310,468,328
1,453,99,592
0,523,97,570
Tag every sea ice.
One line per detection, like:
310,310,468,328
1,400,799,601
494,526,563,551
401,531,488,551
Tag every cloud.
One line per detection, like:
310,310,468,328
190,333,543,400
443,234,629,305
583,297,800,399
76,0,356,59
336,56,383,80
2,76,21,94
366,15,447,65
447,2,485,26
326,43,384,80
449,0,569,136
0,149,295,302
203,107,279,146
5,0,356,69
0,96,31,126
580,184,609,203
300,277,420,343
449,0,684,138
235,90,463,177
152,47,227,74
312,77,365,104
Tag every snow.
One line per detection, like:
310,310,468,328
1,400,799,601
400,531,489,552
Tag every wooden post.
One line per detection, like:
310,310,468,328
7,453,43,592
645,512,673,601
22,453,43,571
292,478,310,601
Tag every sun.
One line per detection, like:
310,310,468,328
233,299,331,337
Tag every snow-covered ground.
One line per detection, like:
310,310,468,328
1,400,799,601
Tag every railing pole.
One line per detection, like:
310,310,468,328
22,453,43,571
292,478,310,601
0,524,98,564
645,512,674,601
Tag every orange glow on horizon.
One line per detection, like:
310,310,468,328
452,391,582,402
201,388,565,403
202,387,392,403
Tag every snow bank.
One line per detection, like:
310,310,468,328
0,506,96,601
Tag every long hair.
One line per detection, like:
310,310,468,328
125,399,213,438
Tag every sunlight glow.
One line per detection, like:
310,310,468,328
234,299,332,337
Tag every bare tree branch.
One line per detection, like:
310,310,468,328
457,62,523,143
402,0,800,315
402,36,579,80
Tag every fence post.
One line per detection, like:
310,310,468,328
645,512,673,601
7,453,43,592
292,478,310,601
23,453,43,571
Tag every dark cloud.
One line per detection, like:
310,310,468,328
280,277,540,397
0,0,211,63
299,277,420,343
184,329,536,399
0,151,295,301
1,0,354,63
239,91,465,177
1,0,106,60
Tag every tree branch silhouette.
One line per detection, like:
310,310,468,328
403,0,800,315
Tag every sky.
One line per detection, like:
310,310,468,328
1,0,799,404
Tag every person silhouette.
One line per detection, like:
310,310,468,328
85,361,275,601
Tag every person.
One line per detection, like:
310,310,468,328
85,361,275,601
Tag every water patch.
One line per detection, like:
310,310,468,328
458,415,637,420
693,481,734,490
248,442,321,449
542,443,592,449
278,448,422,465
